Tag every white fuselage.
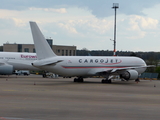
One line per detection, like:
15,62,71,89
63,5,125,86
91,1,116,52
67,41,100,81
33,56,147,76
0,52,39,70
0,52,146,77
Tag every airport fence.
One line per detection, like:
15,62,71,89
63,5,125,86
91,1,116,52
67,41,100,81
139,72,159,80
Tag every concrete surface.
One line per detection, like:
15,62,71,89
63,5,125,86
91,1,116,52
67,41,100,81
0,75,160,120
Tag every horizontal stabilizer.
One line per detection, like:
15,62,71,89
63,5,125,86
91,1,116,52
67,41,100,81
30,21,56,60
32,59,63,67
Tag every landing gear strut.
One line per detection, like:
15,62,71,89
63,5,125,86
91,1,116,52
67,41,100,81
74,77,84,82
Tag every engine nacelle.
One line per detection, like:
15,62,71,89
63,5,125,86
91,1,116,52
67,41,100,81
120,70,138,80
0,64,13,75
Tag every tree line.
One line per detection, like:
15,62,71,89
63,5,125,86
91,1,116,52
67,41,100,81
76,49,160,61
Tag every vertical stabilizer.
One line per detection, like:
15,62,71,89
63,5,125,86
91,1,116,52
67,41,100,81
30,21,56,60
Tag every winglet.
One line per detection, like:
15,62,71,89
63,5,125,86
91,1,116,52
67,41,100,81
29,21,56,60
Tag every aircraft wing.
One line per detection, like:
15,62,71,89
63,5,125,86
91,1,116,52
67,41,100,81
110,65,155,73
0,60,9,65
89,65,155,75
0,62,6,65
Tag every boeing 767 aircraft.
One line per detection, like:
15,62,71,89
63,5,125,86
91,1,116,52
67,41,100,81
30,21,150,83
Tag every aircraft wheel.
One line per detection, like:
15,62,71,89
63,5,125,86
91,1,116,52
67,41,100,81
101,79,105,83
74,78,84,82
74,78,78,82
135,78,140,82
79,78,84,82
108,80,112,83
101,79,112,83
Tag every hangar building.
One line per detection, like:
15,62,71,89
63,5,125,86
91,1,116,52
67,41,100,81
3,39,76,56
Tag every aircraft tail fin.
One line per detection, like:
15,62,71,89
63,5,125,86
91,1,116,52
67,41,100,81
29,21,56,60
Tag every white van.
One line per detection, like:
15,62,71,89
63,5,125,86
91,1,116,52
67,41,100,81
15,70,30,76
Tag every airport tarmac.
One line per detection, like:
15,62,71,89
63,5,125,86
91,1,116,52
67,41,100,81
0,75,160,120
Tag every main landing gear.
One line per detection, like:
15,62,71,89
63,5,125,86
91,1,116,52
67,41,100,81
101,79,112,83
135,78,140,82
101,75,112,83
74,77,84,82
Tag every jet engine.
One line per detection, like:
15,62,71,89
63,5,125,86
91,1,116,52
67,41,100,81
0,64,13,75
120,70,138,80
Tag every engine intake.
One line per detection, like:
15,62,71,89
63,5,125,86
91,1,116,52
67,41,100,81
0,64,13,75
120,70,138,80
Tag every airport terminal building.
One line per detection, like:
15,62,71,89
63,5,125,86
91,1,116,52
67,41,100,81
3,39,76,56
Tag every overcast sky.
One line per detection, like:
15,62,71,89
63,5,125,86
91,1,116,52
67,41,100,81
0,0,160,52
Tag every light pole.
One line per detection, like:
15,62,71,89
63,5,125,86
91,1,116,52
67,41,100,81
112,3,119,56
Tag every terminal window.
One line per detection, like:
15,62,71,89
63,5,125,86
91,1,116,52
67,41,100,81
24,48,29,52
57,49,60,53
33,48,36,53
62,50,64,56
66,50,68,56
69,50,72,56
